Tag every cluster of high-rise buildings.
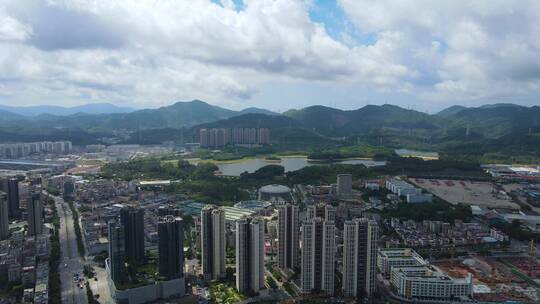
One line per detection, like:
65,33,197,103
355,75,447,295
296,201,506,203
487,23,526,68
108,206,185,285
0,141,72,159
199,128,270,148
1,177,44,241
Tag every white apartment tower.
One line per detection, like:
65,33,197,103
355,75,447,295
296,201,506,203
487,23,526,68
277,204,299,270
201,206,226,280
236,216,265,293
342,218,379,298
301,217,336,296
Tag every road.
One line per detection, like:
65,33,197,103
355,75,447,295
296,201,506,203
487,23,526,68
53,194,89,304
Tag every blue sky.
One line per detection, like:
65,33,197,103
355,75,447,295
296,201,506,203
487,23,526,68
0,0,539,113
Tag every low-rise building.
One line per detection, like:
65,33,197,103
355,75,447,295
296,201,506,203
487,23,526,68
391,265,473,301
378,248,427,278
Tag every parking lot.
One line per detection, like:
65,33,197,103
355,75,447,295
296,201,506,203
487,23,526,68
410,178,519,209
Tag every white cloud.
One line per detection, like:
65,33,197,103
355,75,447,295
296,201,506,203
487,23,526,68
0,0,539,110
339,0,540,103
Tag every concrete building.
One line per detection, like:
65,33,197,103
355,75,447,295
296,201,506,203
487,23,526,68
0,191,9,240
301,217,335,296
277,204,299,270
392,265,473,301
377,248,427,278
120,206,146,265
201,206,226,280
27,193,43,236
258,184,292,203
158,216,185,280
342,218,378,299
337,174,353,196
306,203,335,221
406,193,433,203
108,221,126,285
236,216,265,294
6,178,21,219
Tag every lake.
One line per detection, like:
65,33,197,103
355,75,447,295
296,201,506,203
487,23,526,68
191,157,386,176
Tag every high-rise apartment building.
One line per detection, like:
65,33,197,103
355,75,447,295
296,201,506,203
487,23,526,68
199,128,270,147
301,217,336,296
342,218,378,298
2,178,21,220
108,220,126,284
0,191,9,240
120,206,145,265
337,174,353,197
201,206,226,280
306,204,336,222
236,216,265,293
158,215,185,280
27,193,43,236
277,204,299,270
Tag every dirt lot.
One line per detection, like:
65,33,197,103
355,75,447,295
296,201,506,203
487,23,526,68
410,178,519,209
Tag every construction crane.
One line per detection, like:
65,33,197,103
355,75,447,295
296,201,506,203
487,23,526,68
529,239,536,258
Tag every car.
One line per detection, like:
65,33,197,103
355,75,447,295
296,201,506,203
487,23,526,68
64,263,68,268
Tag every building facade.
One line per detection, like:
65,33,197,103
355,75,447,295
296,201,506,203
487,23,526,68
301,217,335,296
277,204,299,270
201,206,226,280
306,204,336,222
377,248,427,278
158,216,185,280
199,128,271,148
27,193,43,236
108,220,126,284
3,178,21,220
337,174,353,196
120,206,146,265
392,265,473,301
342,218,378,298
0,191,9,240
236,216,265,293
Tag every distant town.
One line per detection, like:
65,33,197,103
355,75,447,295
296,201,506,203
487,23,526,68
0,137,539,304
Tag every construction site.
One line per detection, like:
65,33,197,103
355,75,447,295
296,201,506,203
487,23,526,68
410,178,519,209
433,253,540,303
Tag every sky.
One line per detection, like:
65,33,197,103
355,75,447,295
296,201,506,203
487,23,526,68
0,0,540,113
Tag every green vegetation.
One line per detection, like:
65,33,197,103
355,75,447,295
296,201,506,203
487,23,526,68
47,186,60,196
48,197,62,304
209,283,246,304
492,220,540,242
381,200,473,222
308,144,394,160
282,281,296,296
286,164,373,185
68,201,86,257
266,276,278,289
373,156,489,179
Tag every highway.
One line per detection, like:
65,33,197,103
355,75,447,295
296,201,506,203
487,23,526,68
53,194,89,304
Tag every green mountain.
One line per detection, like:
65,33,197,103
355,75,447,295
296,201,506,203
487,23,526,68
436,105,467,117
442,104,540,138
284,104,438,136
